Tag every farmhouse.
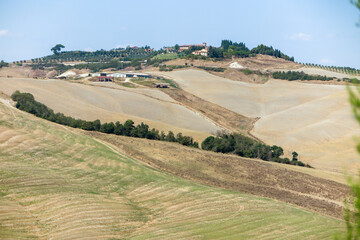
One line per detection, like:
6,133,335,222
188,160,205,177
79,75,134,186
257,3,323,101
108,73,126,78
93,72,151,79
179,42,207,52
163,47,176,53
96,76,114,82
94,73,114,82
125,73,151,78
192,48,209,57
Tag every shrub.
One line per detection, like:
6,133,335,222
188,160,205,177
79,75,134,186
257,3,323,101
11,91,199,148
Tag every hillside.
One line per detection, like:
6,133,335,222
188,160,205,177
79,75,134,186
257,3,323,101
85,131,348,218
159,69,360,173
0,98,346,239
0,77,222,142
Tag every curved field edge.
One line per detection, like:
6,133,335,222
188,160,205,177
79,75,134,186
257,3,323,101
85,131,348,219
0,102,345,239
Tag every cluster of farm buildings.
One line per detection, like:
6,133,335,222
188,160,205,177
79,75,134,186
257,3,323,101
163,42,210,56
91,72,169,88
92,72,151,81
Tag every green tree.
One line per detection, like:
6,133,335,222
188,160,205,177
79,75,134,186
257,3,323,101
165,131,176,142
0,60,8,68
51,44,65,55
291,152,298,162
93,119,101,131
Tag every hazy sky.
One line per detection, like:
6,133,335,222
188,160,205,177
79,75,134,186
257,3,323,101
0,0,359,68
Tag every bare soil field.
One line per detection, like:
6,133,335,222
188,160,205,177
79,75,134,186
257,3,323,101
86,81,176,102
212,68,270,84
160,69,360,174
0,77,222,141
0,65,33,78
0,101,346,239
159,88,255,134
0,65,58,79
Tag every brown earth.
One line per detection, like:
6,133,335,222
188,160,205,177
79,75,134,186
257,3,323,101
212,68,270,84
0,65,33,78
84,131,349,219
160,87,255,134
0,64,58,79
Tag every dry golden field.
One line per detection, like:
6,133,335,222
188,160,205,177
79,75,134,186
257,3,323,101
0,77,222,142
161,69,360,174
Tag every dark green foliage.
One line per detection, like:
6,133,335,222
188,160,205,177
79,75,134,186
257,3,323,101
201,132,310,167
292,151,298,161
51,44,65,55
11,91,199,148
37,46,155,64
159,64,189,72
240,69,268,76
30,59,125,74
196,66,226,72
302,62,360,76
250,44,294,61
100,122,115,134
0,60,9,68
11,91,54,119
159,78,178,88
165,131,176,142
208,46,224,58
207,40,294,61
241,69,254,75
272,71,334,81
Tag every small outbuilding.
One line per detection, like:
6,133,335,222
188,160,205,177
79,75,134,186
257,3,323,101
155,83,170,88
96,76,114,82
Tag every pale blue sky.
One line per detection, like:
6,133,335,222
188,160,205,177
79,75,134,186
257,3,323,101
0,0,359,68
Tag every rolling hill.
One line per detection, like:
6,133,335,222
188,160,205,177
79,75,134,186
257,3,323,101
160,69,360,174
0,77,222,142
0,98,346,239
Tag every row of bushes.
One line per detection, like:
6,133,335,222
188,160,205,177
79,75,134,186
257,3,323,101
272,71,334,81
34,47,155,63
196,66,226,72
159,64,189,71
11,91,309,167
30,59,128,74
201,133,310,167
11,91,199,148
206,40,294,61
241,69,268,76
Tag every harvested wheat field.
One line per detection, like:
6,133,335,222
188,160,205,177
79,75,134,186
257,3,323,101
161,69,360,173
0,100,346,239
0,77,222,141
